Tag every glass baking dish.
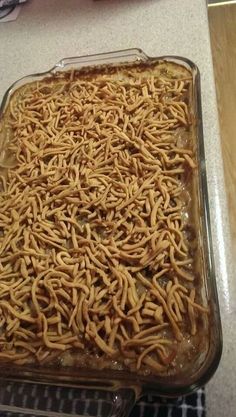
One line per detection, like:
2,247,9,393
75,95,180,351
0,48,222,416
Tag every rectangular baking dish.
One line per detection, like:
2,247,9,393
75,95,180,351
0,48,222,415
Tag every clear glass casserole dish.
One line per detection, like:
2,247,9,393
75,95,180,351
0,48,222,416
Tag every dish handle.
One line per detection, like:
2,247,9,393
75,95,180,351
51,48,149,72
0,380,139,417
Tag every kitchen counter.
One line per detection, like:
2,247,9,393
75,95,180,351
0,1,234,416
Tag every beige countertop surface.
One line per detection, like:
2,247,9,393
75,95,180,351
0,0,234,416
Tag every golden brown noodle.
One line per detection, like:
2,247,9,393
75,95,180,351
0,62,208,374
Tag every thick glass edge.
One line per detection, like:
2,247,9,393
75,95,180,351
0,49,222,397
188,60,223,388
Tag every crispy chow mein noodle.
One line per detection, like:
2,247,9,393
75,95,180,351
0,62,209,374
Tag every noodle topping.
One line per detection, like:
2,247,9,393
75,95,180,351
0,62,209,375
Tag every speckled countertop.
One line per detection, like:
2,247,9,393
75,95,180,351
0,0,234,416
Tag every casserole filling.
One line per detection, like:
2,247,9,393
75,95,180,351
0,62,209,375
